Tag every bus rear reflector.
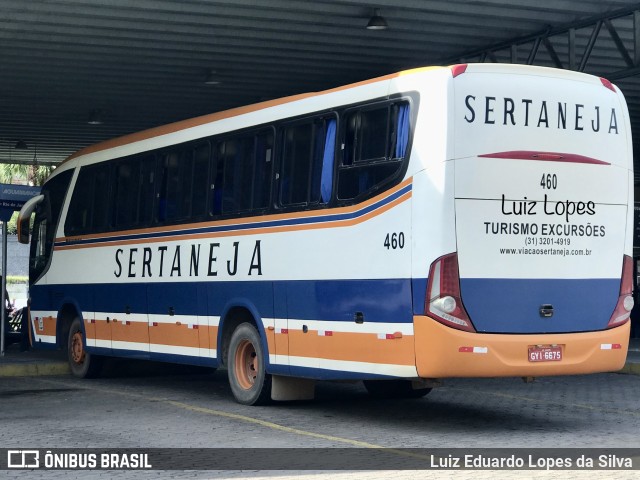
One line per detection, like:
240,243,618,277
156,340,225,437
451,64,468,78
426,253,476,332
607,255,634,328
600,77,616,92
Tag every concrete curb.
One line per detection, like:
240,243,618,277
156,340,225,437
0,361,70,377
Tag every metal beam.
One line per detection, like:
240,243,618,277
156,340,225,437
527,36,542,65
578,21,602,72
635,10,640,66
447,5,640,80
543,37,563,69
604,19,634,68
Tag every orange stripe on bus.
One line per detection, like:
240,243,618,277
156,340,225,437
88,320,218,351
287,330,415,366
85,320,414,367
55,191,411,251
32,316,56,336
110,320,150,344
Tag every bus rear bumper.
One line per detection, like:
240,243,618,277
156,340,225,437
414,315,630,378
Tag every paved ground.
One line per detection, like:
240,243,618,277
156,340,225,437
1,358,640,479
3,368,640,448
1,339,639,479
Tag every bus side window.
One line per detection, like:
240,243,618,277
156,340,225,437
236,136,256,212
66,164,112,235
65,168,96,233
31,215,48,274
211,142,225,216
213,131,272,216
221,138,243,213
157,149,192,223
137,154,156,226
114,159,141,228
281,122,313,206
192,142,211,218
92,165,111,231
280,117,335,207
253,131,273,211
320,119,336,203
358,107,388,162
218,137,250,214
338,102,409,202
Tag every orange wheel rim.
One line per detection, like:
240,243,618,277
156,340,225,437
234,339,258,390
71,331,85,364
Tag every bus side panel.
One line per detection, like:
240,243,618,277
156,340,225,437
406,69,457,314
282,278,415,379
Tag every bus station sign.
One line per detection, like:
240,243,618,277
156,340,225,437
0,184,41,221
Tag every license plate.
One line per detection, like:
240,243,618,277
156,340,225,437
528,345,562,362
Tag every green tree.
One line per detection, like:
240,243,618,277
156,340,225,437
0,163,51,186
0,164,52,234
6,212,18,235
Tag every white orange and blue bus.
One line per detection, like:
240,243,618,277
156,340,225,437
18,64,634,405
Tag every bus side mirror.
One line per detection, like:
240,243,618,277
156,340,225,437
17,194,44,244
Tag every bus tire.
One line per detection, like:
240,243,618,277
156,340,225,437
227,322,271,405
363,380,431,399
67,318,102,378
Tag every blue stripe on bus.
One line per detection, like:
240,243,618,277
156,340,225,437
30,341,58,351
459,278,620,333
285,364,397,381
411,277,428,315
56,183,412,248
30,278,415,324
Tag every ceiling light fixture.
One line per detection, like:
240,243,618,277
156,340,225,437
204,70,222,85
366,8,388,30
88,109,103,125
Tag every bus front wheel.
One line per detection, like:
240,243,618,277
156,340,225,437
227,323,271,405
67,318,102,378
363,380,431,399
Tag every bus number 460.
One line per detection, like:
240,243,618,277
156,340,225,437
384,232,405,250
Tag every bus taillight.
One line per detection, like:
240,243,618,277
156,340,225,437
607,255,634,328
425,253,476,332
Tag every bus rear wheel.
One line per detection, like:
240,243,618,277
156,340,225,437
67,318,102,378
363,380,431,399
227,322,271,405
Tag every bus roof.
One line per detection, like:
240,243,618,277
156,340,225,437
63,66,444,165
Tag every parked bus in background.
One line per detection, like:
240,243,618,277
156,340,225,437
18,64,634,405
